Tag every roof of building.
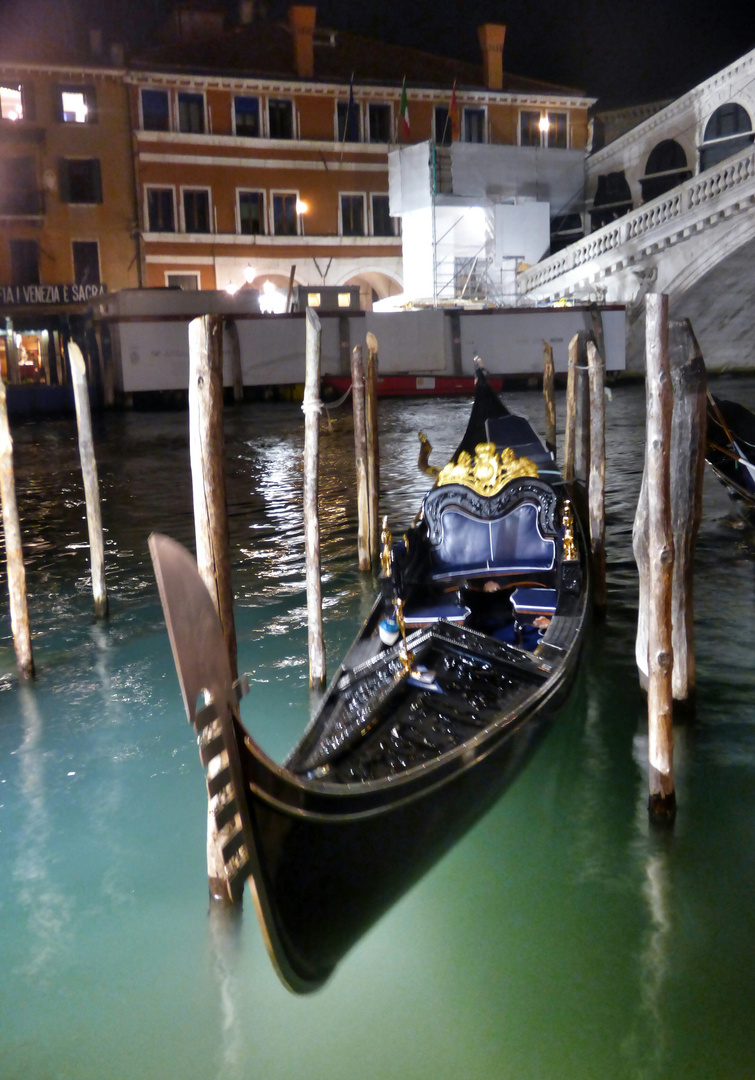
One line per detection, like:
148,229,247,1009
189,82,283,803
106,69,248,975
130,12,586,96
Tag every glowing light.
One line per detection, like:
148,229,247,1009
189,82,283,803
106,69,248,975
295,200,308,215
225,279,241,295
538,115,550,134
259,280,287,314
243,264,256,284
62,91,88,123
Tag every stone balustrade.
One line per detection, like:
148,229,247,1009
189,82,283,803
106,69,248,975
518,144,755,300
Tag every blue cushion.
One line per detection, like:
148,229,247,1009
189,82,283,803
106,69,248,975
430,502,555,580
403,602,471,626
509,587,557,615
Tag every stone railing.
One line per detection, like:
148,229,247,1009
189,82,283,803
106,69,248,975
519,143,755,296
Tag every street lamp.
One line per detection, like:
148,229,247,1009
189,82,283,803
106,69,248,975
296,199,308,235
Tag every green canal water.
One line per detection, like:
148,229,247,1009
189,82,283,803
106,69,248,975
1,380,755,1080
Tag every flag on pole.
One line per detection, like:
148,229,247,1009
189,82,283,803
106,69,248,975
399,77,410,141
449,81,459,141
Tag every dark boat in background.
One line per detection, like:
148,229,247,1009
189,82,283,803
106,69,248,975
149,372,590,994
706,393,755,520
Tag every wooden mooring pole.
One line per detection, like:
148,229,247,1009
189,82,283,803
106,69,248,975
303,307,326,690
69,342,108,618
586,339,606,616
351,344,371,571
564,334,578,482
637,294,676,821
634,317,706,707
542,341,556,457
188,314,239,902
0,373,34,680
365,332,380,560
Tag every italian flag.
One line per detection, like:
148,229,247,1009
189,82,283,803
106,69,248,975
399,77,410,140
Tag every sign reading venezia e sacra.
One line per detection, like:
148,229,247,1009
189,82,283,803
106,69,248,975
0,283,107,306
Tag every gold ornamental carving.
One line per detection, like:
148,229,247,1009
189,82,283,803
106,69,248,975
436,442,538,497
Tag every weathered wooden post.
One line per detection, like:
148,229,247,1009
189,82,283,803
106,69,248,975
68,342,108,618
188,314,239,902
634,318,706,707
564,333,578,482
637,293,676,821
365,331,380,559
586,339,606,616
303,307,326,690
667,320,706,703
574,340,591,488
224,318,244,404
0,373,34,680
350,344,370,571
542,340,556,456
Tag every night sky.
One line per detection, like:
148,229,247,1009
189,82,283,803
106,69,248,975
1,0,753,108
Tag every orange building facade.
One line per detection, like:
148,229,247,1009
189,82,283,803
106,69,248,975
0,55,138,385
0,3,594,390
127,5,593,310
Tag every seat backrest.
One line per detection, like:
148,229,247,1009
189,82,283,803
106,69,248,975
422,476,558,582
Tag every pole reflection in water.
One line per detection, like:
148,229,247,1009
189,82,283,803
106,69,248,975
14,685,72,979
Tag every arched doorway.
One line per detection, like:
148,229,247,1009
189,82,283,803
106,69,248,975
590,171,633,231
700,103,753,171
641,139,692,201
340,271,402,310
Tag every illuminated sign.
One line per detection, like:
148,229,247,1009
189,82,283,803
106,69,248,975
0,283,107,306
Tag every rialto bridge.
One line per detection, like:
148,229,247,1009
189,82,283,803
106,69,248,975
517,49,755,371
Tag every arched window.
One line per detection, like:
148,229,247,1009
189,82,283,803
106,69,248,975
640,139,691,201
590,171,632,231
700,103,753,171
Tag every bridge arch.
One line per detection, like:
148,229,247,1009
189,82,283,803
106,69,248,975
641,139,692,202
700,102,753,170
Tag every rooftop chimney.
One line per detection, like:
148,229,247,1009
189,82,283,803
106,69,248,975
289,5,316,79
478,24,506,91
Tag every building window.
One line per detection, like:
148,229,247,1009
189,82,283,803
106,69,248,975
700,103,753,171
166,272,199,290
141,88,170,131
72,241,100,285
463,107,486,143
234,95,260,137
519,111,540,147
182,188,211,232
146,187,176,231
238,190,264,234
520,110,568,148
340,193,365,236
0,156,40,214
178,92,205,134
59,158,102,203
337,99,361,142
371,194,394,236
546,113,568,149
434,106,451,146
368,103,391,143
9,239,39,285
58,85,96,123
268,98,294,139
0,83,24,121
272,192,298,235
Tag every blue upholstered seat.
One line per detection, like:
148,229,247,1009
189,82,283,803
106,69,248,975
428,501,556,581
509,587,558,616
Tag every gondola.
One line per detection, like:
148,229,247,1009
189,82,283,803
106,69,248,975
706,392,755,520
149,370,590,994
